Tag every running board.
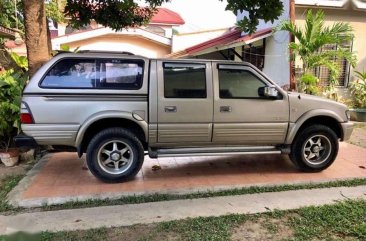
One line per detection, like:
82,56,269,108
148,146,282,158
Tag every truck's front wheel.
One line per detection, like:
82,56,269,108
289,125,339,172
86,128,144,182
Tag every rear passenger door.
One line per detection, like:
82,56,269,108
156,61,213,144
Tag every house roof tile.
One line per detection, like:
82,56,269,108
172,27,272,58
151,8,185,25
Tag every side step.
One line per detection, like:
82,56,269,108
148,146,285,158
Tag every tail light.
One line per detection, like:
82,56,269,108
20,102,34,124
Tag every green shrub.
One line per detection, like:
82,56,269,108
350,70,366,108
0,69,27,151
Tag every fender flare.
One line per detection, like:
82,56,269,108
74,110,148,148
285,109,344,144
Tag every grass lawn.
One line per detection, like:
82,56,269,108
2,199,365,241
0,175,23,213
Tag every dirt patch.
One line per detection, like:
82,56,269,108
348,127,366,148
0,149,38,182
0,163,27,182
231,217,293,241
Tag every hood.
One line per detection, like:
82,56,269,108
287,92,349,123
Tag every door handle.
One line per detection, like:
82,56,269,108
220,106,232,112
165,106,177,113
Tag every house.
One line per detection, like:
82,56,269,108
5,8,185,58
51,8,184,58
168,1,291,88
171,28,234,53
295,0,366,87
170,0,366,89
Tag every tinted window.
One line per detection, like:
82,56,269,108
99,60,143,89
42,59,96,88
164,63,206,98
219,69,265,98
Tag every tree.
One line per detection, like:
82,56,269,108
0,0,64,74
224,0,283,34
21,0,284,76
279,10,356,98
0,0,23,71
22,0,50,77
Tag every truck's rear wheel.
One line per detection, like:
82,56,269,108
289,125,338,172
86,128,144,182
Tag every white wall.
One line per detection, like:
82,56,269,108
172,28,230,52
62,35,170,58
236,0,290,87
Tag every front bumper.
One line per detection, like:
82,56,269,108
341,122,354,141
14,135,38,148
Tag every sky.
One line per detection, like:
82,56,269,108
160,0,237,33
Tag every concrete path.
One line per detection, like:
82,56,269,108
7,142,366,208
1,185,365,235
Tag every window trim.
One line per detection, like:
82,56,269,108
39,57,145,90
163,62,208,99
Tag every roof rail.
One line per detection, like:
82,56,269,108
53,50,135,56
78,50,135,55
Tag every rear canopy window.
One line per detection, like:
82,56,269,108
41,59,96,88
99,60,143,89
41,58,144,89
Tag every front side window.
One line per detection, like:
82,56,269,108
41,59,96,88
163,63,207,98
219,68,265,98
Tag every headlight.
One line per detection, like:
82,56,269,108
345,110,350,120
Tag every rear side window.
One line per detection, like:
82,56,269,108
41,58,144,89
163,63,206,98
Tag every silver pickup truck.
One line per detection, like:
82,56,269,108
15,52,353,182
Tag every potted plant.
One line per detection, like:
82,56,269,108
349,70,366,122
0,68,27,166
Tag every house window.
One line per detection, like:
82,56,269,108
314,40,352,87
242,44,265,70
145,26,166,36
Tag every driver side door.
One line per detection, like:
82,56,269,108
212,63,289,145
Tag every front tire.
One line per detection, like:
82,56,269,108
289,125,339,172
86,128,144,183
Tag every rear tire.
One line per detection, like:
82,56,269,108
86,128,144,183
289,124,338,172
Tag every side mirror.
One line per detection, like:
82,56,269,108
258,86,280,99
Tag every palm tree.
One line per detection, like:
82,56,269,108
279,10,356,97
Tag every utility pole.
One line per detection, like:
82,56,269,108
289,0,296,91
